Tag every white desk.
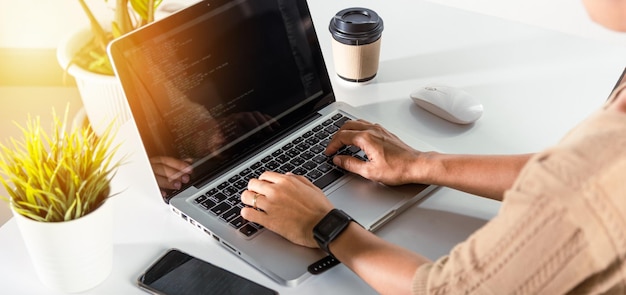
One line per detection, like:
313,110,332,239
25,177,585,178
2,0,625,294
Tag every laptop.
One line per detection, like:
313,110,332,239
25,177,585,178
108,0,438,286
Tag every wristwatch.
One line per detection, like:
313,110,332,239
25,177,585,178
313,209,354,256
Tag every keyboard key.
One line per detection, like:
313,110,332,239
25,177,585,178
313,169,345,189
209,192,227,203
313,154,328,164
239,168,252,177
302,161,317,170
306,170,322,180
221,207,241,223
239,224,258,236
310,145,325,154
293,167,307,175
226,195,241,206
315,131,329,140
279,163,296,173
194,195,208,203
317,163,332,173
285,149,299,158
265,160,280,170
334,117,350,127
199,199,217,210
347,145,361,154
210,202,231,215
301,151,315,159
296,142,310,151
324,125,339,134
305,137,319,145
222,187,237,197
290,157,305,166
276,154,290,164
292,137,304,144
229,216,246,229
217,182,229,190
233,180,247,190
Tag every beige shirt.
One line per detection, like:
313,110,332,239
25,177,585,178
412,88,626,294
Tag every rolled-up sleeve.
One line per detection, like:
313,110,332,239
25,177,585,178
412,110,626,295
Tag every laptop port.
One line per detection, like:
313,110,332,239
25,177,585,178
221,241,238,254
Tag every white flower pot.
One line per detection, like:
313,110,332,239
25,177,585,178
56,28,131,136
12,202,113,293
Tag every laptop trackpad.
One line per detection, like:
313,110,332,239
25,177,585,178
326,176,416,230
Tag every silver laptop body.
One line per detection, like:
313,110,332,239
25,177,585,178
108,0,437,286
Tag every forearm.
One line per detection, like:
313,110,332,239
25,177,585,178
329,222,431,295
417,152,533,201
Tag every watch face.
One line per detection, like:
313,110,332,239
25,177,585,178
319,214,343,236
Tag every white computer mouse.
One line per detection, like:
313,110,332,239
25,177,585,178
410,84,483,124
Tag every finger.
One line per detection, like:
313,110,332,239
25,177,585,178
240,207,267,225
325,129,373,155
325,120,376,155
247,176,276,198
285,172,317,189
241,190,265,210
332,154,369,175
342,118,373,129
256,170,286,185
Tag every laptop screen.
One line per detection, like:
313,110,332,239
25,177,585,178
109,0,334,201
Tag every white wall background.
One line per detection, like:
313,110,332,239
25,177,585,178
0,0,111,48
428,0,626,47
1,0,626,49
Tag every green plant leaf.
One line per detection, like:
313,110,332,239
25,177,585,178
0,105,124,222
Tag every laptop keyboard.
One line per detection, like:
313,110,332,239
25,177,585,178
192,113,366,238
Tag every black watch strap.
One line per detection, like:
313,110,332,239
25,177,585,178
313,209,354,256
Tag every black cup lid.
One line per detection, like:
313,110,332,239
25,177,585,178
329,7,384,45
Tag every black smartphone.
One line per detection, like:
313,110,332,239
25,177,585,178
137,249,278,295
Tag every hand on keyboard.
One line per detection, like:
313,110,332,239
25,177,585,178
241,171,333,248
325,119,423,186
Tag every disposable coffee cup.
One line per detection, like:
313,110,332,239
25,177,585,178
329,7,384,83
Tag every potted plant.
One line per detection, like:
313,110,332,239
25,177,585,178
0,106,124,292
57,0,163,136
